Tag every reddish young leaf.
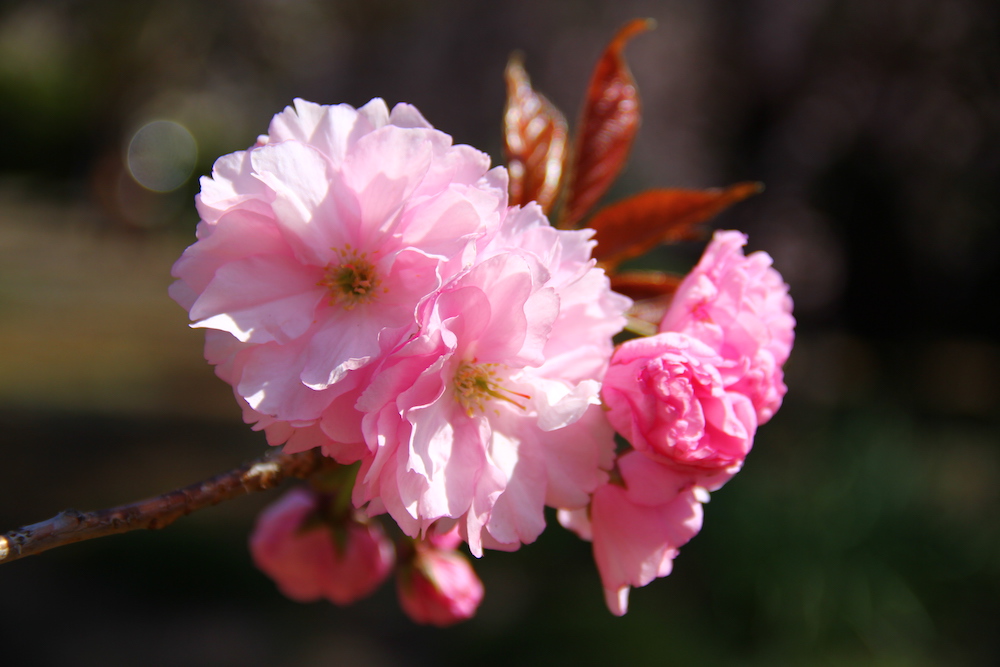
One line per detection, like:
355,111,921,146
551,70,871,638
560,18,654,229
590,183,763,270
503,55,569,214
609,270,684,301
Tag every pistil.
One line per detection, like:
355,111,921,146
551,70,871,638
319,245,385,309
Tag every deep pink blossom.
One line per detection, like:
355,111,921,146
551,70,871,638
397,545,484,627
659,230,795,424
602,331,756,477
249,487,394,605
170,98,508,426
353,204,630,556
566,232,794,616
559,451,707,616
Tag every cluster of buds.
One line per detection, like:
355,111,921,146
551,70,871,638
250,468,483,626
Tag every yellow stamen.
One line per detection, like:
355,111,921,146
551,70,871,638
453,361,531,417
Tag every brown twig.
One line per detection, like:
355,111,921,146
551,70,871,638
0,448,328,565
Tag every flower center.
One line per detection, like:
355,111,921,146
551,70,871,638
319,246,384,310
453,362,530,417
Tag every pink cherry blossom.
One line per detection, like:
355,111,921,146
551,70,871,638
558,451,707,616
249,487,395,605
170,98,508,425
352,204,630,556
602,331,756,478
659,230,795,424
397,545,484,627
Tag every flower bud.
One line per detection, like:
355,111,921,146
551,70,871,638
249,487,394,605
396,546,484,627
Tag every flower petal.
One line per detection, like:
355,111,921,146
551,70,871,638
190,254,325,344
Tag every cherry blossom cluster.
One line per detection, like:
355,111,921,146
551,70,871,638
170,98,793,624
170,98,629,624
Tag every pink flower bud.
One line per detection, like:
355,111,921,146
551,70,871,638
425,521,463,551
397,546,484,627
249,488,394,605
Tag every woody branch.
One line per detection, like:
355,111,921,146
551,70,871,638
0,448,328,565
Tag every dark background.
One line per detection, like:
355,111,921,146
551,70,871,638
1,0,998,665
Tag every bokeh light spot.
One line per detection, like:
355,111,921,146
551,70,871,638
126,120,198,192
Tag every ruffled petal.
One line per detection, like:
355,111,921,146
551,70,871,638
189,254,325,344
196,150,274,223
268,99,376,166
251,141,346,267
171,210,291,309
339,126,437,244
236,338,348,421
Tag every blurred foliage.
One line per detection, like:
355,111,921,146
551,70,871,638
1,0,998,665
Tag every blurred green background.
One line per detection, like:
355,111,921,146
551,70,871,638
1,0,998,665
